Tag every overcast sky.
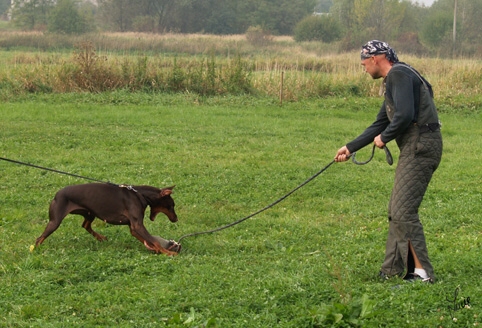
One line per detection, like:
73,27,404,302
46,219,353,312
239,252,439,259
411,0,435,6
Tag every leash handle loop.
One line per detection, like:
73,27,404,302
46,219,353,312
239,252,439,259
351,145,393,166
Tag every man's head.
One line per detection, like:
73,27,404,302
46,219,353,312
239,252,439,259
360,40,398,79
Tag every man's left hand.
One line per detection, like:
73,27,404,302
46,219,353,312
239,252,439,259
374,135,385,148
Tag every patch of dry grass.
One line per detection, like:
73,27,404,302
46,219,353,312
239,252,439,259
0,32,480,106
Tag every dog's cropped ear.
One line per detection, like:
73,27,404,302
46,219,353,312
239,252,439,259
160,185,175,197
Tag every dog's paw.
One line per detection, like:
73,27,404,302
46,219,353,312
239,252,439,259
148,236,182,255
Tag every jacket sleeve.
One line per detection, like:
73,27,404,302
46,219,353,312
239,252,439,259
346,104,390,153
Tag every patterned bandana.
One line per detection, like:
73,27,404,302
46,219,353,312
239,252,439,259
360,40,399,63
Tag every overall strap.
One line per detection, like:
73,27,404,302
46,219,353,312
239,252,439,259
393,62,434,98
392,62,438,125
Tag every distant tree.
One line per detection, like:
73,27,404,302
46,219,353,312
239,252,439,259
0,0,10,17
457,0,482,53
251,0,316,35
332,0,411,50
197,0,309,35
78,1,97,31
167,0,208,33
48,0,91,34
396,1,427,37
169,0,315,35
204,0,240,34
97,0,137,31
352,0,407,41
314,0,333,13
294,14,342,42
96,0,182,33
11,0,55,30
419,0,480,55
132,15,157,33
420,10,453,48
93,0,316,35
141,0,175,33
330,0,356,31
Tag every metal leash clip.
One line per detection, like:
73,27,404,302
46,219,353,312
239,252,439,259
119,184,138,192
167,240,182,253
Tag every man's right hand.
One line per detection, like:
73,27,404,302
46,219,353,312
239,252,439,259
335,146,351,162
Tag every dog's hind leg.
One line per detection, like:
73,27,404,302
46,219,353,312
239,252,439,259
35,219,62,246
81,213,107,241
35,198,66,246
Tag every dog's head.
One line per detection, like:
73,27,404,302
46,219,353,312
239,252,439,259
149,185,178,222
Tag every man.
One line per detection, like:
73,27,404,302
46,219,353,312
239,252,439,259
335,40,442,283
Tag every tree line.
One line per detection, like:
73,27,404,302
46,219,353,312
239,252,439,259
3,0,481,57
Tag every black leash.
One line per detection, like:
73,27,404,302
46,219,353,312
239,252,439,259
178,159,335,243
352,144,393,166
0,157,114,185
1,145,393,246
177,145,393,244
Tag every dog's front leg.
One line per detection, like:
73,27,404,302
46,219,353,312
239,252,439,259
129,223,178,256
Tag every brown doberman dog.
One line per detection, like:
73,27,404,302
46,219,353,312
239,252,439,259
35,183,181,255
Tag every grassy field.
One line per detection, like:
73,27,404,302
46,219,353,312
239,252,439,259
0,92,481,327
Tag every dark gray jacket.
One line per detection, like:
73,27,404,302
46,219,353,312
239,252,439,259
346,63,439,153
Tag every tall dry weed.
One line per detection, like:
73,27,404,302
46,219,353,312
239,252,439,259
0,32,481,108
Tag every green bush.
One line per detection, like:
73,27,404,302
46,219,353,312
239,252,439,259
294,14,342,43
48,0,90,34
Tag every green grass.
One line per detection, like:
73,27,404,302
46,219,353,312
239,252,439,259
0,92,481,327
